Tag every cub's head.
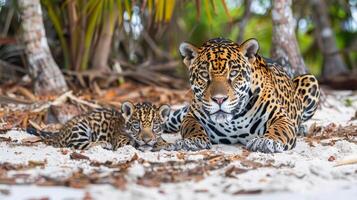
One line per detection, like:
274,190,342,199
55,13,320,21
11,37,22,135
121,102,170,150
179,38,259,123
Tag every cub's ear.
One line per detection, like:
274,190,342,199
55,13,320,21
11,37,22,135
240,38,259,63
158,104,170,121
121,101,134,121
179,42,199,67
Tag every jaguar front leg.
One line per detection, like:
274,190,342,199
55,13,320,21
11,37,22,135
247,115,297,153
174,114,212,151
110,134,133,151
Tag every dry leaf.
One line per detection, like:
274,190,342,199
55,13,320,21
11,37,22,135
137,178,161,187
225,165,248,177
0,136,11,142
0,189,10,195
233,189,262,195
82,191,93,200
61,149,69,155
113,176,127,190
21,136,41,144
240,160,263,169
70,152,90,160
28,160,47,168
176,152,186,160
194,189,209,193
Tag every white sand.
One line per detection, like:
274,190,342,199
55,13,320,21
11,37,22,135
1,90,357,200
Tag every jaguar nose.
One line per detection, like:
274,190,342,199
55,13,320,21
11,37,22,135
142,136,152,144
142,129,153,144
211,95,228,105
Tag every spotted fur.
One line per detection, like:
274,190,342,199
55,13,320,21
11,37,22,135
164,38,320,153
26,102,171,151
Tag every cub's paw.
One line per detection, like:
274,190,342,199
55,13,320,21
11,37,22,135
246,137,284,153
151,142,176,152
174,138,212,151
101,143,114,150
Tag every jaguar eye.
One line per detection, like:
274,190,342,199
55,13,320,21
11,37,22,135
152,123,160,130
132,121,140,129
200,71,209,79
229,70,238,77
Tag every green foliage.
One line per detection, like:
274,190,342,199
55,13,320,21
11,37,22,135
40,0,230,71
344,98,353,107
244,16,272,56
41,0,123,70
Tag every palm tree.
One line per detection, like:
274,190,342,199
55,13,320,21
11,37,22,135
271,0,307,76
310,0,348,78
18,0,68,95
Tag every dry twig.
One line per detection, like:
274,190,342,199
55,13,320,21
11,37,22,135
334,158,357,167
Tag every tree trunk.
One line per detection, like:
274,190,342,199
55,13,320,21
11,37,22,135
310,0,348,78
271,0,307,77
91,10,118,72
67,0,79,70
18,0,68,95
236,0,252,43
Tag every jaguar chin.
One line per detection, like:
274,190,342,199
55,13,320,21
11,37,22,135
210,110,233,123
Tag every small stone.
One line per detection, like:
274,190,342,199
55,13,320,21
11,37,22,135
328,156,336,162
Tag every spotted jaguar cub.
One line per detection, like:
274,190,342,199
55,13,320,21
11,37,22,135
164,38,320,153
26,102,172,151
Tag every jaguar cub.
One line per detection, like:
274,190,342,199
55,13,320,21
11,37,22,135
26,102,171,151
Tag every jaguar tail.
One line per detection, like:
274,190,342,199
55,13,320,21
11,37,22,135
26,127,57,140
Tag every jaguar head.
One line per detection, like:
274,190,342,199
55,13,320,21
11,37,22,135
121,101,170,150
179,38,259,123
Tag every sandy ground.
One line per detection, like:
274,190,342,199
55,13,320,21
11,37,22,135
0,90,357,200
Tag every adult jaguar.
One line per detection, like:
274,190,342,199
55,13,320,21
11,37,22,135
164,38,320,153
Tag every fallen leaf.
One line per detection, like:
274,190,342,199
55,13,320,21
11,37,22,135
0,136,11,142
66,171,91,188
21,136,42,144
0,178,16,184
240,160,263,169
176,152,186,160
308,122,321,136
233,189,262,195
113,176,127,190
82,191,93,200
28,160,47,168
70,152,90,160
225,165,248,177
0,189,10,195
61,149,69,155
194,189,209,193
137,178,161,187
12,173,31,179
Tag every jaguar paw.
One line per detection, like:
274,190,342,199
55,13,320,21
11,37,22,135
246,137,284,153
151,142,176,152
174,138,212,151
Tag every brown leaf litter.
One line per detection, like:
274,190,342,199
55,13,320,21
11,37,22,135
306,123,357,146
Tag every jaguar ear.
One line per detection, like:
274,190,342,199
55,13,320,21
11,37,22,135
179,42,198,67
158,104,170,121
121,101,134,121
241,38,259,63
